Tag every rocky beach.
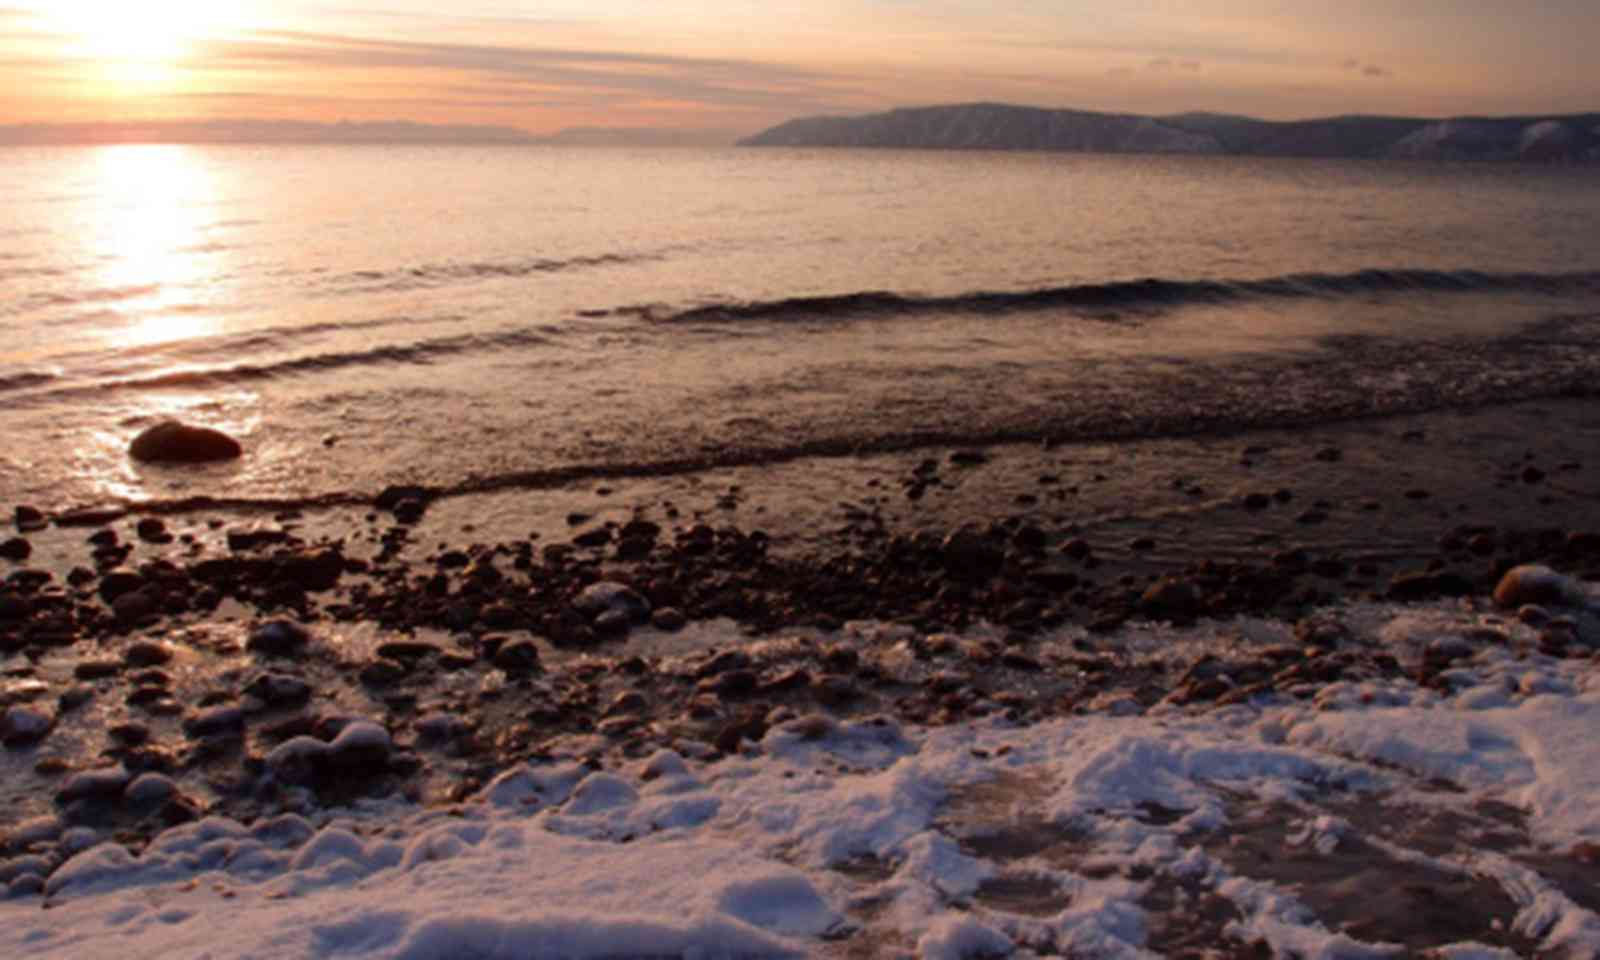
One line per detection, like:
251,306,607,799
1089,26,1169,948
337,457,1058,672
1,396,1599,954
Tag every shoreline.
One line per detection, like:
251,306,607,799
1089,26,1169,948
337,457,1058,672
0,398,1598,954
0,398,1596,833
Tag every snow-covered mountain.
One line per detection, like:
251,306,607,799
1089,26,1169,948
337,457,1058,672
741,103,1600,162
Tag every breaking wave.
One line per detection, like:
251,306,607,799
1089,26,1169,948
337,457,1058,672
651,268,1600,325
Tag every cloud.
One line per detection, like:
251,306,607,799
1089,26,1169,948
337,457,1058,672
1342,57,1394,79
200,30,860,115
1147,57,1202,72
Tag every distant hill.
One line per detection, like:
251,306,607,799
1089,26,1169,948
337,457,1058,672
741,103,1600,162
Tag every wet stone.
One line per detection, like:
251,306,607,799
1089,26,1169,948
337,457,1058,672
73,660,122,681
13,506,46,534
650,607,688,632
56,767,131,804
359,660,408,687
128,421,242,463
243,673,312,707
183,705,245,739
491,640,541,674
122,641,173,668
573,582,651,623
0,705,52,747
123,772,178,806
248,620,312,657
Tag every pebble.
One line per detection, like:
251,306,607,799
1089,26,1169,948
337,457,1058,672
491,639,541,674
135,517,171,543
650,607,688,632
123,772,178,806
359,660,407,687
1,705,53,747
573,582,651,623
940,525,1005,579
111,589,158,622
248,620,312,656
73,660,123,681
123,641,173,667
12,506,46,534
56,767,132,804
414,714,468,744
242,673,312,707
0,538,30,562
183,705,245,739
1139,577,1202,622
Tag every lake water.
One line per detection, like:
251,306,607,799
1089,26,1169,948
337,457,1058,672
2,144,1598,512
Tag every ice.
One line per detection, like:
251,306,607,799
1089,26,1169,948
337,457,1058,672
4,595,1600,957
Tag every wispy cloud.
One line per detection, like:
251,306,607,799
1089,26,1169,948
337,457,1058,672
202,30,861,115
1342,58,1395,80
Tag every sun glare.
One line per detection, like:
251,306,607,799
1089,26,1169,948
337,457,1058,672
47,0,245,63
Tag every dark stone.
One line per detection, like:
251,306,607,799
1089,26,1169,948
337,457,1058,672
56,506,127,527
134,518,170,543
1242,493,1272,511
491,639,542,674
122,641,173,668
1388,569,1475,602
0,538,30,562
359,660,407,687
376,485,430,511
129,421,243,464
183,705,245,739
593,609,632,638
97,570,145,604
1140,577,1202,622
392,499,426,525
0,592,27,621
13,506,46,534
941,525,1005,579
243,673,312,706
650,608,688,632
376,641,439,662
572,527,612,548
248,620,312,656
278,549,345,592
227,526,290,552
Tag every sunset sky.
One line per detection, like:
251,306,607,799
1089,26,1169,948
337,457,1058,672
2,1,1594,137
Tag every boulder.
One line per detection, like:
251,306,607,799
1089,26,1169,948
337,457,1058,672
1494,565,1586,609
129,421,243,464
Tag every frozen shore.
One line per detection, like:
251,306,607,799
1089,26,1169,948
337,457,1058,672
4,569,1600,959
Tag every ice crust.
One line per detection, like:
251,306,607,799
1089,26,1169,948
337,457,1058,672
4,594,1600,959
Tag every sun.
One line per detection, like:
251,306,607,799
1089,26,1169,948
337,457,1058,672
46,0,240,63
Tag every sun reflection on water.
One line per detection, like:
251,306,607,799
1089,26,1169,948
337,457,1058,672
89,143,225,349
76,145,262,504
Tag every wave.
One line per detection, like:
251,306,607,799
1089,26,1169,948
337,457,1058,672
9,328,555,402
651,268,1600,325
0,371,57,394
24,283,163,308
323,251,661,296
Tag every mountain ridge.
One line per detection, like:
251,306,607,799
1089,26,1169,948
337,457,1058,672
740,102,1600,162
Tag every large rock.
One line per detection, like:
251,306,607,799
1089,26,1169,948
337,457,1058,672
129,421,242,464
1494,565,1586,609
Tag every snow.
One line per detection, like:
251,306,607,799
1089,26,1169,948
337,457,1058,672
5,591,1600,958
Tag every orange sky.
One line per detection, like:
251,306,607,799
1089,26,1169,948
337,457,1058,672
3,1,1595,138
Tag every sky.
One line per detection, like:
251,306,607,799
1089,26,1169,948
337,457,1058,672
1,1,1595,138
